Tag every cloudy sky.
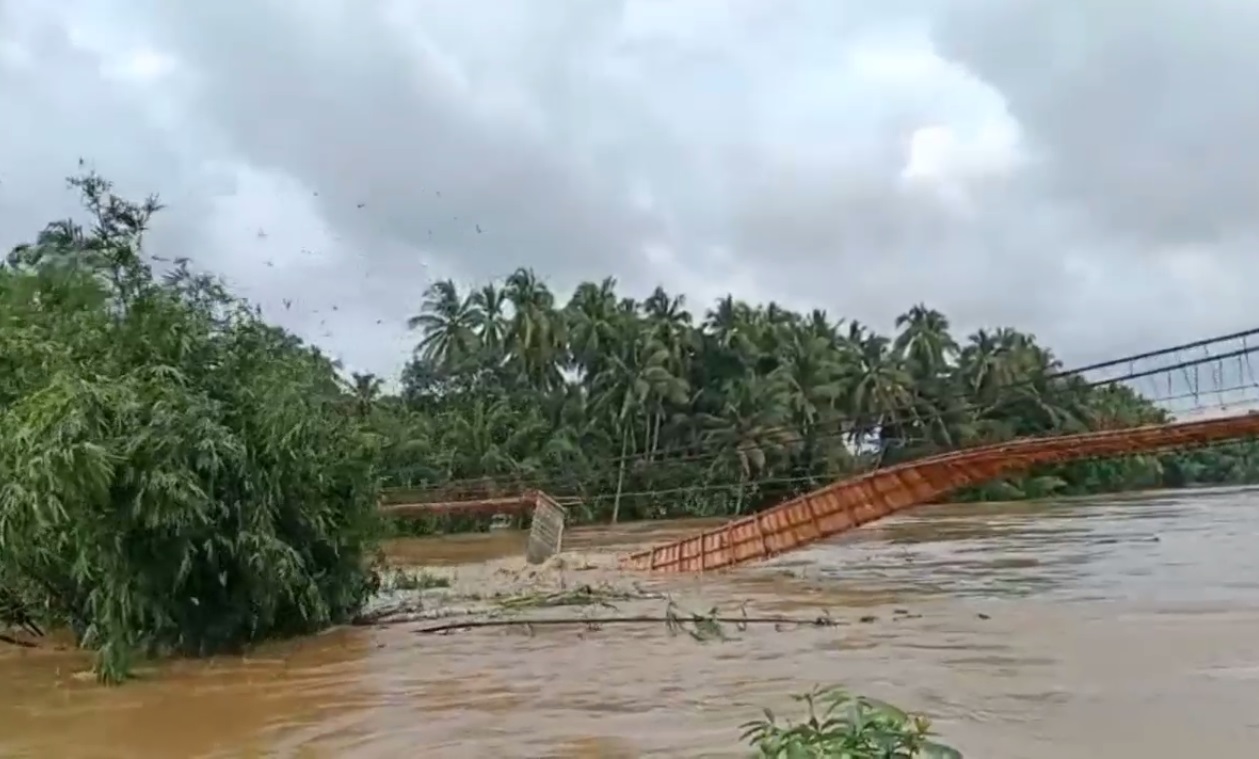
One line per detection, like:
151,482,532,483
1,0,1256,383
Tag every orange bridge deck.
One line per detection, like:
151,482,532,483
619,412,1259,573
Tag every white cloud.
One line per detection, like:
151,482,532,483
900,118,1023,216
101,47,177,84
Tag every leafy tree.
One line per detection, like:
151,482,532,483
0,173,381,682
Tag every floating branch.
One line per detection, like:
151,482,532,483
0,632,40,649
411,601,848,638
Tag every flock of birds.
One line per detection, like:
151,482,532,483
231,190,488,372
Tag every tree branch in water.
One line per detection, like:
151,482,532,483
0,632,40,649
409,602,852,637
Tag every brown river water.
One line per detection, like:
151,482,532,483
5,487,1259,757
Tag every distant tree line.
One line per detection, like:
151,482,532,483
362,270,1259,532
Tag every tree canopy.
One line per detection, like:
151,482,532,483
378,270,1259,529
0,174,381,681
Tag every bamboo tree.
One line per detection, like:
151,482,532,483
0,173,380,681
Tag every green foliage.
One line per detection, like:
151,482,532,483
741,686,963,758
374,273,1259,526
0,173,382,682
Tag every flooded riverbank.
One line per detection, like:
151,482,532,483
4,487,1259,757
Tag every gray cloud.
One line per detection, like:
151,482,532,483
926,0,1259,356
934,0,1259,246
2,0,1257,379
138,0,663,281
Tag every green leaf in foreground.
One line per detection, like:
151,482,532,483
741,685,964,758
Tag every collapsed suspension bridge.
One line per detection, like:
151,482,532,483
382,327,1259,572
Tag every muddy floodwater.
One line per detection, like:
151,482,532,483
6,487,1259,757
